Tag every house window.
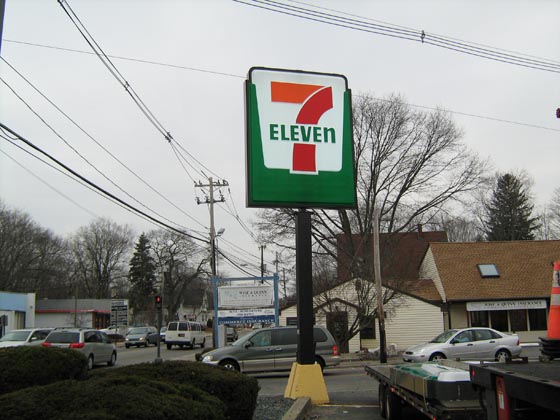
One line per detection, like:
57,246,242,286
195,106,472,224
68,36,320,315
490,310,508,331
477,264,500,278
360,316,376,339
528,308,547,330
286,317,298,326
470,311,489,327
509,309,528,332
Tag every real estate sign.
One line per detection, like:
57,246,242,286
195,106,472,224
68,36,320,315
245,67,356,208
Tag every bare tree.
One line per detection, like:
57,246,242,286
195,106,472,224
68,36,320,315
71,218,133,299
256,94,487,344
542,187,560,239
147,229,207,323
0,201,71,295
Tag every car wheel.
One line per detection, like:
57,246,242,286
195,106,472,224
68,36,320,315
144,341,148,348
385,389,402,420
429,352,446,362
87,355,94,370
201,338,205,348
191,339,195,349
166,343,172,350
219,359,240,372
125,344,130,349
107,352,116,366
314,356,325,372
496,349,511,362
378,384,387,419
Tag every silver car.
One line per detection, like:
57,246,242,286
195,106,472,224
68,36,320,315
403,327,522,363
202,325,340,373
42,328,117,369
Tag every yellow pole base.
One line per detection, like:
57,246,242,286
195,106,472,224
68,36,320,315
284,362,329,405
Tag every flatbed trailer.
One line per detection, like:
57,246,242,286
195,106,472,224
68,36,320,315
365,361,484,420
469,359,560,420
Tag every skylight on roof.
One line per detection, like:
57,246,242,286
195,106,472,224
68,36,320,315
478,264,500,278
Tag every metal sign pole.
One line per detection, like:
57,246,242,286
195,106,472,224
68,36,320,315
296,210,315,364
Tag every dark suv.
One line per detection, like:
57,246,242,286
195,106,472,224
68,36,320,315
201,325,340,373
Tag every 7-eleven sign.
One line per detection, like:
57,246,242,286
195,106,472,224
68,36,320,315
245,67,356,208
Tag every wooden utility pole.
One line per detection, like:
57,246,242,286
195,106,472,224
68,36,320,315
195,177,228,276
373,206,387,363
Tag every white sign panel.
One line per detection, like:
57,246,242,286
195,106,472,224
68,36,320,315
218,308,275,318
466,299,547,312
218,286,274,308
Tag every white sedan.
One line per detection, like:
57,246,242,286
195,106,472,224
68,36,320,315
0,328,52,348
403,327,522,363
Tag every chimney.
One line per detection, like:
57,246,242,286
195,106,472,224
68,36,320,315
417,224,423,237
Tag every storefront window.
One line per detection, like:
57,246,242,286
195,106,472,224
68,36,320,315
490,310,508,331
470,311,489,327
509,309,528,331
528,308,548,331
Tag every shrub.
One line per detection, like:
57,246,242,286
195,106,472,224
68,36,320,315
0,346,88,394
93,361,259,420
0,375,225,420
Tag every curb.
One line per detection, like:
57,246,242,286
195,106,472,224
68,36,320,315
281,398,311,420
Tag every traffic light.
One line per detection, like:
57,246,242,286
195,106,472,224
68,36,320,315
155,295,162,310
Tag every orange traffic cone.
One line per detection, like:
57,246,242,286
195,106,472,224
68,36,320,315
540,261,560,360
548,261,560,339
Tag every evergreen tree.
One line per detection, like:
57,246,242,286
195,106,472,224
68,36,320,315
128,233,157,323
484,173,539,241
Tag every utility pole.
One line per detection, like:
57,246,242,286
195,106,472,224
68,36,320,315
259,244,267,282
195,177,228,276
373,206,387,363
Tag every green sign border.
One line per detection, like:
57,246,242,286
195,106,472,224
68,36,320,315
245,67,357,209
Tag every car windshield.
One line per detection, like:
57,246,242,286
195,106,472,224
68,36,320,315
430,329,458,343
0,331,31,341
128,328,147,334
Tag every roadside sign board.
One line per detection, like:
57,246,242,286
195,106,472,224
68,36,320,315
245,67,356,208
110,299,128,327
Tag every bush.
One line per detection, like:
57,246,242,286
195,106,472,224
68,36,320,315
93,361,259,420
0,375,225,420
0,346,88,394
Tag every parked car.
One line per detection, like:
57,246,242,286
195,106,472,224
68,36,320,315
226,327,238,342
402,327,522,363
42,328,117,369
0,328,52,348
201,325,340,373
147,326,167,345
125,326,158,348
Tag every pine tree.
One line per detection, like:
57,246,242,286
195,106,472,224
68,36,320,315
484,173,539,241
128,233,157,321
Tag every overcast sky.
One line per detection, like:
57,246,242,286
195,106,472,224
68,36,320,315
1,0,559,278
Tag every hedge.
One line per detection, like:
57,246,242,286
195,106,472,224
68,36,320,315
92,361,259,420
0,375,225,420
0,346,88,394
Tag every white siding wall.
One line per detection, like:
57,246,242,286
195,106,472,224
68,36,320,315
385,295,444,350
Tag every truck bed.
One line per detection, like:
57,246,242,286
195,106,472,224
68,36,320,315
469,360,560,415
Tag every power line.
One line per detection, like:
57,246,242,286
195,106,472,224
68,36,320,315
57,0,223,185
0,57,209,230
233,0,560,73
1,136,98,218
0,122,209,244
5,39,558,133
